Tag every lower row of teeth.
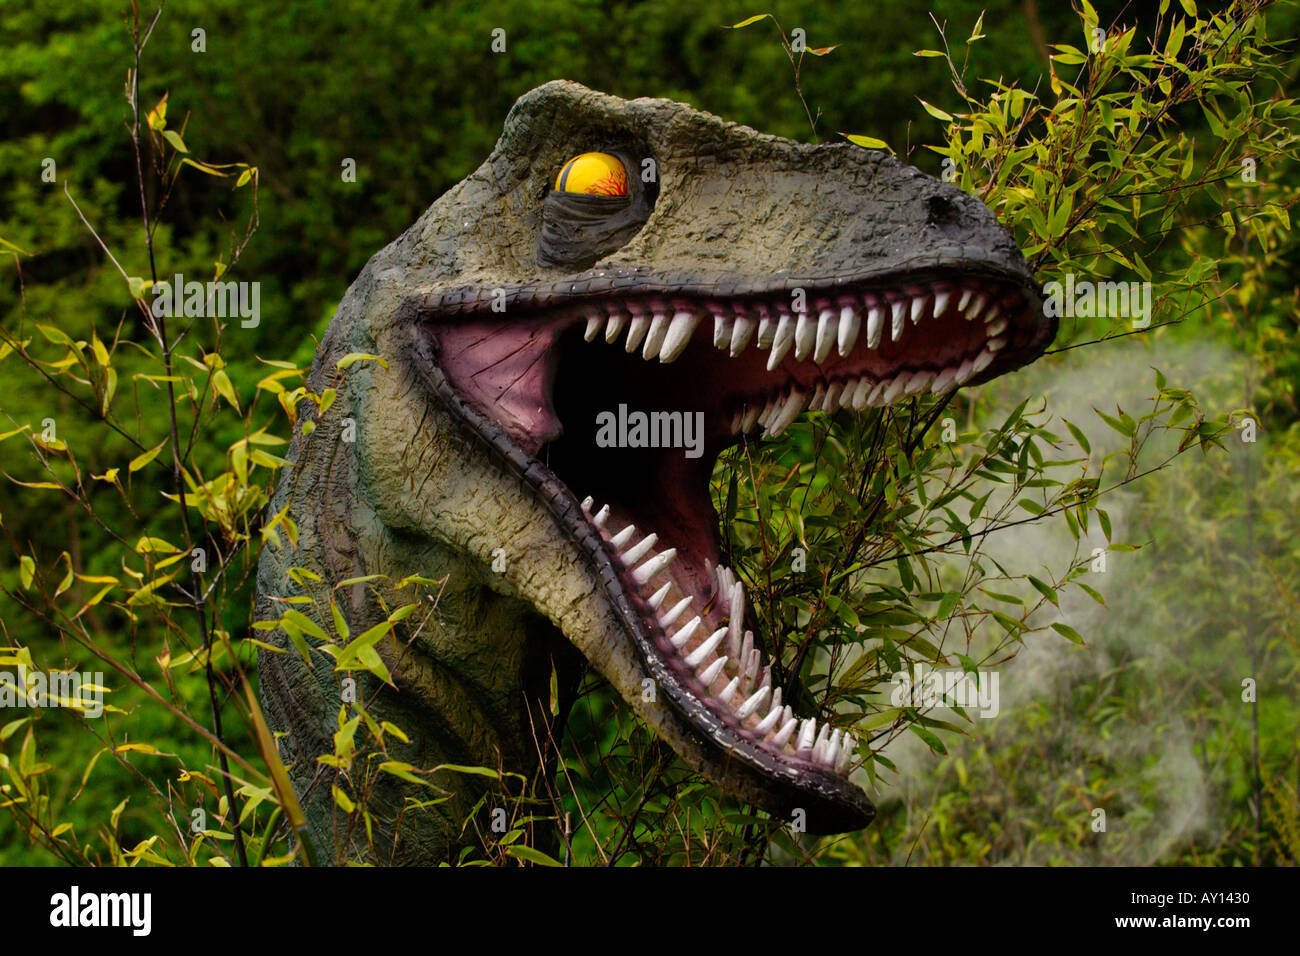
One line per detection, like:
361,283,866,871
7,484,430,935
727,347,997,439
580,495,860,776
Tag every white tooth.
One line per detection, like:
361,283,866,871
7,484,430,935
621,533,658,565
836,734,855,773
824,382,843,411
767,316,795,370
728,585,745,657
852,378,873,409
580,496,594,513
739,630,754,673
741,404,760,432
865,381,888,407
605,313,627,343
839,379,858,409
632,548,676,585
730,410,742,434
810,383,827,413
624,315,650,352
910,294,927,324
957,288,973,313
988,336,1007,352
712,312,730,348
698,655,728,685
767,389,806,438
735,685,771,720
660,311,702,363
814,309,837,363
715,564,732,592
930,366,958,394
648,582,671,610
794,313,817,361
967,292,988,320
986,317,1008,337
641,312,670,360
592,505,610,528
881,377,907,404
755,703,784,734
610,523,636,548
660,596,692,627
757,398,777,426
890,299,906,341
972,348,995,374
953,356,976,384
933,289,950,318
756,315,775,349
744,648,760,683
866,304,884,348
719,676,740,705
827,729,842,767
730,317,755,356
771,717,798,747
903,370,934,396
669,615,702,648
837,306,860,355
769,687,781,711
796,718,817,754
814,724,832,764
584,315,603,341
984,303,1002,325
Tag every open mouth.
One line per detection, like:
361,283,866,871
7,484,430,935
413,267,1045,830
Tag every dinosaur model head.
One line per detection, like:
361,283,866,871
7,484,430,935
256,80,1055,863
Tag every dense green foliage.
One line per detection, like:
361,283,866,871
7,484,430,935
1,0,1296,865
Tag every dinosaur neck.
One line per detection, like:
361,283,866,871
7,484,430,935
256,388,583,863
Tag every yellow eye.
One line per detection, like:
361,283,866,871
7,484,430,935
555,152,628,196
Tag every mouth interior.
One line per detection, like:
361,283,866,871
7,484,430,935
430,275,1034,781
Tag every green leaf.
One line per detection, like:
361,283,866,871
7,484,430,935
282,609,330,644
727,14,771,29
162,129,189,154
128,441,166,473
1052,622,1086,645
330,600,349,641
910,725,947,754
843,133,891,152
918,99,953,122
336,352,389,371
505,845,564,867
212,369,240,411
936,591,960,620
1028,575,1059,606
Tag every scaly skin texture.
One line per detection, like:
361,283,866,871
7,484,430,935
256,80,1052,865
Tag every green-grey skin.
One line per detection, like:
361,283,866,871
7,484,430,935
255,81,1052,865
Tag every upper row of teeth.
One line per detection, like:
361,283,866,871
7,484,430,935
581,282,1014,368
580,496,859,776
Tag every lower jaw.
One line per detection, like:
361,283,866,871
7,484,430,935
569,477,862,776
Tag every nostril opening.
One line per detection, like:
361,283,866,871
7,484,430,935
927,194,959,226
